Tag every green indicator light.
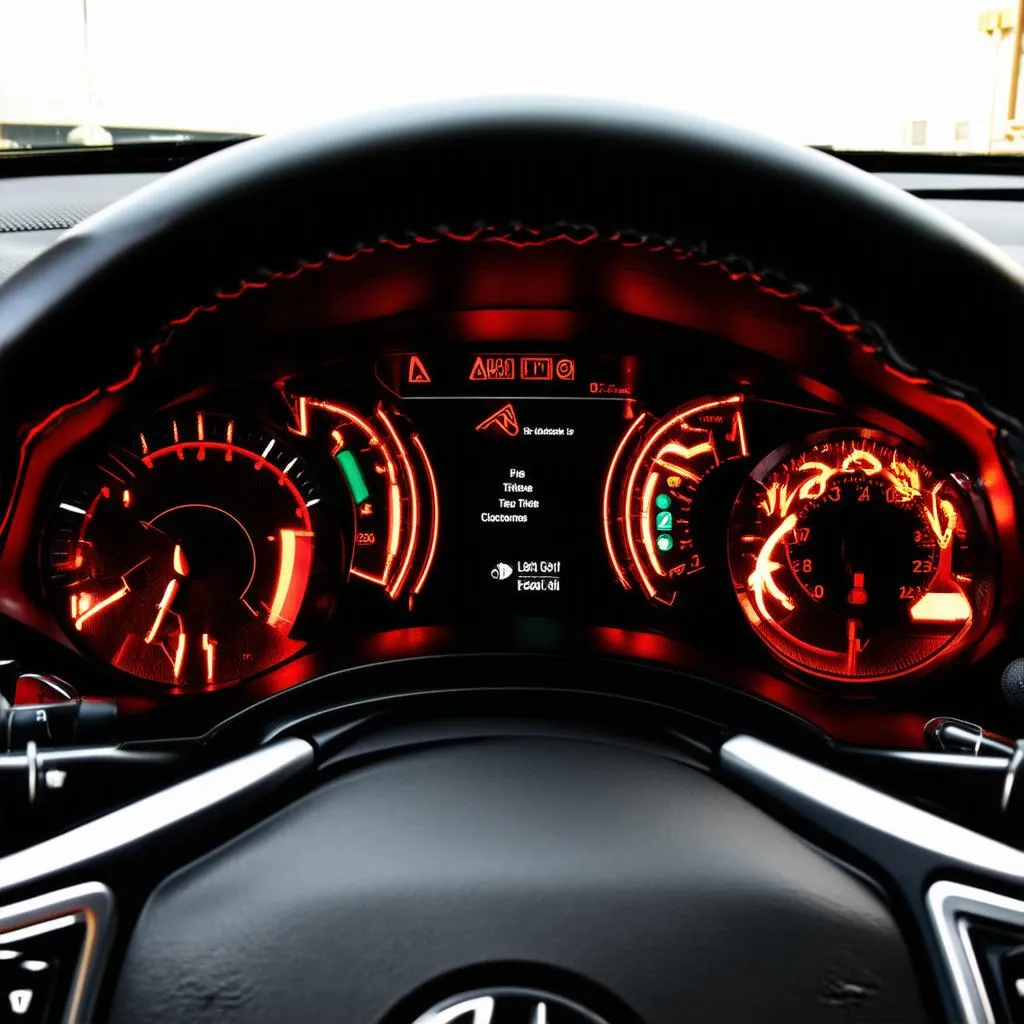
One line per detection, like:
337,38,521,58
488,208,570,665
655,493,671,510
655,510,673,531
656,533,674,552
337,450,370,506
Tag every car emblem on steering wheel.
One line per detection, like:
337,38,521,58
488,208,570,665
411,988,609,1024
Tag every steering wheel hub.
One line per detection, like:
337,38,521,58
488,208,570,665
108,735,923,1023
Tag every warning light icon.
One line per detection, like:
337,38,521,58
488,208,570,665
407,356,431,384
521,356,553,381
475,403,520,437
555,358,575,381
469,356,516,381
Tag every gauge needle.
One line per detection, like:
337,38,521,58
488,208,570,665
144,546,191,645
172,543,189,577
202,633,216,685
845,619,860,676
74,586,129,631
144,578,179,644
848,570,869,606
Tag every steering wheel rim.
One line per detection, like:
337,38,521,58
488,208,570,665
1,100,1023,1023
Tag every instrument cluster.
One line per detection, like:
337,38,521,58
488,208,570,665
37,340,999,695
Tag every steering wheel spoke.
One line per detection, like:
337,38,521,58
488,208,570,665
721,735,1024,1023
4,724,1024,1022
0,738,312,1022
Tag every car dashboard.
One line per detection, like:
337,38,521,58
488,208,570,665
8,111,1024,1024
0,216,1018,753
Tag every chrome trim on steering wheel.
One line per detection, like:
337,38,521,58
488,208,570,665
720,734,1024,1022
0,736,314,896
720,735,1024,879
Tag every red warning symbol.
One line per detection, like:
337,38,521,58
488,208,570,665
469,356,515,381
475,403,520,437
407,356,431,384
520,356,553,381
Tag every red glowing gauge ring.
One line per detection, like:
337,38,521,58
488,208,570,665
297,397,439,602
46,412,326,689
605,395,749,604
727,430,992,683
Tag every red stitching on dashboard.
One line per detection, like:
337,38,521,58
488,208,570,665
167,303,218,327
482,229,600,248
105,357,143,392
152,224,1013,442
163,224,871,343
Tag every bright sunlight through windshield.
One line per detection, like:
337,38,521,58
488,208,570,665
0,0,1021,153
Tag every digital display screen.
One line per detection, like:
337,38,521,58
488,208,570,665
376,349,635,617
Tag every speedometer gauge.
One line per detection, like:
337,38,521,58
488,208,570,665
45,412,334,688
728,429,992,682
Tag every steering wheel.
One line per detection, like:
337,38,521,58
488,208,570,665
1,100,1022,1024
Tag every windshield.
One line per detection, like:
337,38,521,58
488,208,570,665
0,0,1019,153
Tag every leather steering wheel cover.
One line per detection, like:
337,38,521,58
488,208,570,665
109,736,926,1023
1,98,1022,442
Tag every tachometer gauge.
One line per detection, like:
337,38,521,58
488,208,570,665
728,429,992,682
604,395,749,604
45,412,333,688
